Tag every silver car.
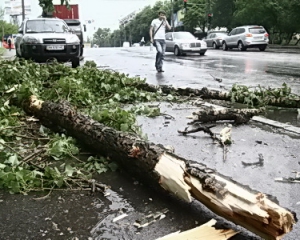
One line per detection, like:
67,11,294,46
222,25,269,51
204,32,228,49
165,31,207,56
15,18,81,67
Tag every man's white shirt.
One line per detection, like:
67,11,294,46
151,18,167,40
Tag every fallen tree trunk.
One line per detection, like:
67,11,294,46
137,83,300,108
21,96,296,240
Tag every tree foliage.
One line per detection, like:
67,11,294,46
182,0,207,33
38,0,69,13
211,0,300,44
93,28,111,47
40,0,300,45
0,20,18,39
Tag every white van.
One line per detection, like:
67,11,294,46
122,42,130,48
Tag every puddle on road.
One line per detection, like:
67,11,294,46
265,108,300,127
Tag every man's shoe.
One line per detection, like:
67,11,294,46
158,68,164,72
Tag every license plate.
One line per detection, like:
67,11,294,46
254,36,263,39
46,45,64,50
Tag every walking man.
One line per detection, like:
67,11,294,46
149,10,171,72
7,36,12,51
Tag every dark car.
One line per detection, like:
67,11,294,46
204,32,228,49
15,18,81,68
63,19,86,56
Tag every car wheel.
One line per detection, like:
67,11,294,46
199,52,205,56
259,45,267,51
71,58,80,68
80,47,83,56
238,41,246,51
222,42,228,51
174,46,182,56
16,47,21,58
213,42,219,49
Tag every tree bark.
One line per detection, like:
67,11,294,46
21,96,297,240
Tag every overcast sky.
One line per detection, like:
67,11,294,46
0,0,160,38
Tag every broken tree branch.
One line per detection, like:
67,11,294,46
136,83,300,108
189,106,264,124
18,96,297,240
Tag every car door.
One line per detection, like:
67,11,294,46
208,33,215,47
227,29,237,46
205,34,211,47
235,28,245,46
165,33,174,52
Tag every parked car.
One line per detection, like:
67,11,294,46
221,25,269,51
204,32,228,49
15,18,81,68
63,19,86,56
165,31,207,56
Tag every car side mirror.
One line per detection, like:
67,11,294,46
83,24,87,32
18,29,23,34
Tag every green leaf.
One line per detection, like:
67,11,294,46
120,123,129,132
64,164,75,177
5,154,19,166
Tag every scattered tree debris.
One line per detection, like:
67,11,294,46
112,213,128,223
242,154,264,167
178,124,231,161
209,73,223,83
19,96,297,240
188,105,264,125
156,219,238,240
134,208,169,228
275,171,300,183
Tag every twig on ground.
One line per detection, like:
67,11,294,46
32,187,54,201
242,154,264,167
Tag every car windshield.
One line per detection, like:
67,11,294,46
173,32,195,40
249,27,266,34
25,20,69,33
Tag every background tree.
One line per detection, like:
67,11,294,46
182,0,207,33
0,7,18,40
93,28,111,47
210,0,235,30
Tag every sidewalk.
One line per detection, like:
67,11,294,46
0,48,16,60
268,44,300,49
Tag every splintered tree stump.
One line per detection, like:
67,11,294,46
20,96,296,240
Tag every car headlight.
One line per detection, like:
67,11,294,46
201,41,207,47
67,35,80,44
180,43,190,48
23,36,40,44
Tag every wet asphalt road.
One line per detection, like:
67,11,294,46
83,47,300,95
1,47,300,240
